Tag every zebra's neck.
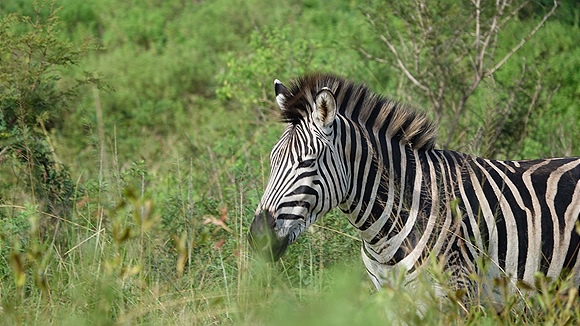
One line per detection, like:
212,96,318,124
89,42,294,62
339,129,457,266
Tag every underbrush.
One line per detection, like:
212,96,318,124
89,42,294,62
2,188,579,325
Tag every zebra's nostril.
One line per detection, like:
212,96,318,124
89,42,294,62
250,210,275,234
249,210,276,247
248,210,288,262
264,210,275,228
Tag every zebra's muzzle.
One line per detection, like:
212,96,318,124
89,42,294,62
249,210,289,262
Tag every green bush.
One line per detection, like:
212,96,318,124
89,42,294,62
0,1,100,218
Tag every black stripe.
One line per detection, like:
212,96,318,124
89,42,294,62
290,185,318,196
555,166,578,233
277,201,311,210
476,159,507,272
532,166,554,273
564,231,580,271
277,214,304,220
486,159,528,279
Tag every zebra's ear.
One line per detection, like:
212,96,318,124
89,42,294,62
314,87,337,130
274,79,288,110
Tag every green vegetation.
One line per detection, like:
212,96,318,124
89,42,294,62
0,0,578,324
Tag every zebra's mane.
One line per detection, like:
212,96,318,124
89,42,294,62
279,73,437,150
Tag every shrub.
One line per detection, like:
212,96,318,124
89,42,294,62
0,1,101,218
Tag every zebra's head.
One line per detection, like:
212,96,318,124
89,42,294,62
249,76,348,261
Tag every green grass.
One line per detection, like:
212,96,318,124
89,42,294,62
1,0,580,324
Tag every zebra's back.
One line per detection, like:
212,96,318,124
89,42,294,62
447,152,580,288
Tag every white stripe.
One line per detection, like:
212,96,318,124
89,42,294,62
495,160,516,174
465,158,500,275
393,142,408,235
449,155,484,259
521,160,551,284
485,159,535,281
387,149,423,270
472,159,519,282
400,150,440,268
359,133,394,241
429,151,454,257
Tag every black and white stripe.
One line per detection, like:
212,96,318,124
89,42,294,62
249,74,580,300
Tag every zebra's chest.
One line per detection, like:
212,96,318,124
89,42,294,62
360,237,427,290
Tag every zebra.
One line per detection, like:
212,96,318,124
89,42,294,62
248,73,580,305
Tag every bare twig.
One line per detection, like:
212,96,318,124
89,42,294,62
0,146,9,159
378,34,430,92
498,0,531,30
485,0,558,78
366,13,429,92
0,204,94,231
472,0,481,53
513,70,543,154
476,0,504,79
358,47,390,64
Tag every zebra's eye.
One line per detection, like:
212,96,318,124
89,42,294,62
297,158,316,169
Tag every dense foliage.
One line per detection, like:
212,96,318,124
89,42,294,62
0,0,579,324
